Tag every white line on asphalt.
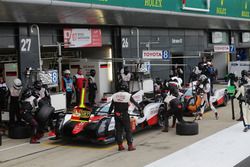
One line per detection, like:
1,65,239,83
145,123,250,167
0,137,49,152
0,143,29,152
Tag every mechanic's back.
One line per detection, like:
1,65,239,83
108,84,142,151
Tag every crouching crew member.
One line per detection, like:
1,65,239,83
162,86,185,132
20,89,43,144
32,80,56,138
108,84,143,151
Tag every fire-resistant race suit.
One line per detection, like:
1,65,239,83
162,86,185,132
20,89,43,143
235,73,250,132
108,85,142,151
9,78,22,125
196,75,218,120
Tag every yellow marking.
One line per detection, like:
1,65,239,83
221,0,224,6
79,88,86,108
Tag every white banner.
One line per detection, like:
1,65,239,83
214,45,230,52
143,50,163,59
64,28,102,48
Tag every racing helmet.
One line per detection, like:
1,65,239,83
13,78,22,90
169,85,179,97
22,89,32,99
90,69,96,77
241,70,248,77
123,67,129,75
34,80,43,90
171,76,182,87
198,74,207,83
64,69,71,75
119,83,129,92
155,77,162,85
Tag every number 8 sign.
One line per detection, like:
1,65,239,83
162,50,171,60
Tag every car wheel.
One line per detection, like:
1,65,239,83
36,105,55,124
176,121,199,135
62,121,78,137
157,106,165,127
8,125,32,139
222,94,228,106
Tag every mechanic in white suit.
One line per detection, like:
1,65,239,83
196,74,218,120
235,70,250,132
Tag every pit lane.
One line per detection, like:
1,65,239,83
0,87,241,167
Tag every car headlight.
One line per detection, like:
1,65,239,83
97,119,108,136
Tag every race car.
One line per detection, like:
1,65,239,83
181,86,228,115
57,90,163,144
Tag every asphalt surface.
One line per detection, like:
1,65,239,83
0,86,244,167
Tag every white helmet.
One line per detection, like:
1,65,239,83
64,70,71,75
199,74,207,82
171,76,183,87
13,78,22,90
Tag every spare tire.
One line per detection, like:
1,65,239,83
176,121,199,135
36,105,55,123
8,125,32,139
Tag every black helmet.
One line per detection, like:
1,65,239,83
34,80,43,90
90,69,96,77
241,70,248,77
22,89,32,99
123,67,129,75
155,77,162,85
169,85,179,97
119,83,129,92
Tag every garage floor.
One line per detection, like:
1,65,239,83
0,85,244,167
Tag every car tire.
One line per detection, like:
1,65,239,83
222,94,228,106
176,121,199,135
157,106,165,127
8,125,32,139
62,121,78,137
36,105,55,124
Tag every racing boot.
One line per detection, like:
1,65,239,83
197,113,203,120
30,136,40,144
215,113,219,120
243,126,248,132
237,116,243,121
118,144,125,151
128,144,136,151
48,130,56,140
162,126,169,132
36,132,44,140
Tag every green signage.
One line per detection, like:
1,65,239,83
58,0,250,19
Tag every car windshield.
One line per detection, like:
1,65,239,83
95,103,111,116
